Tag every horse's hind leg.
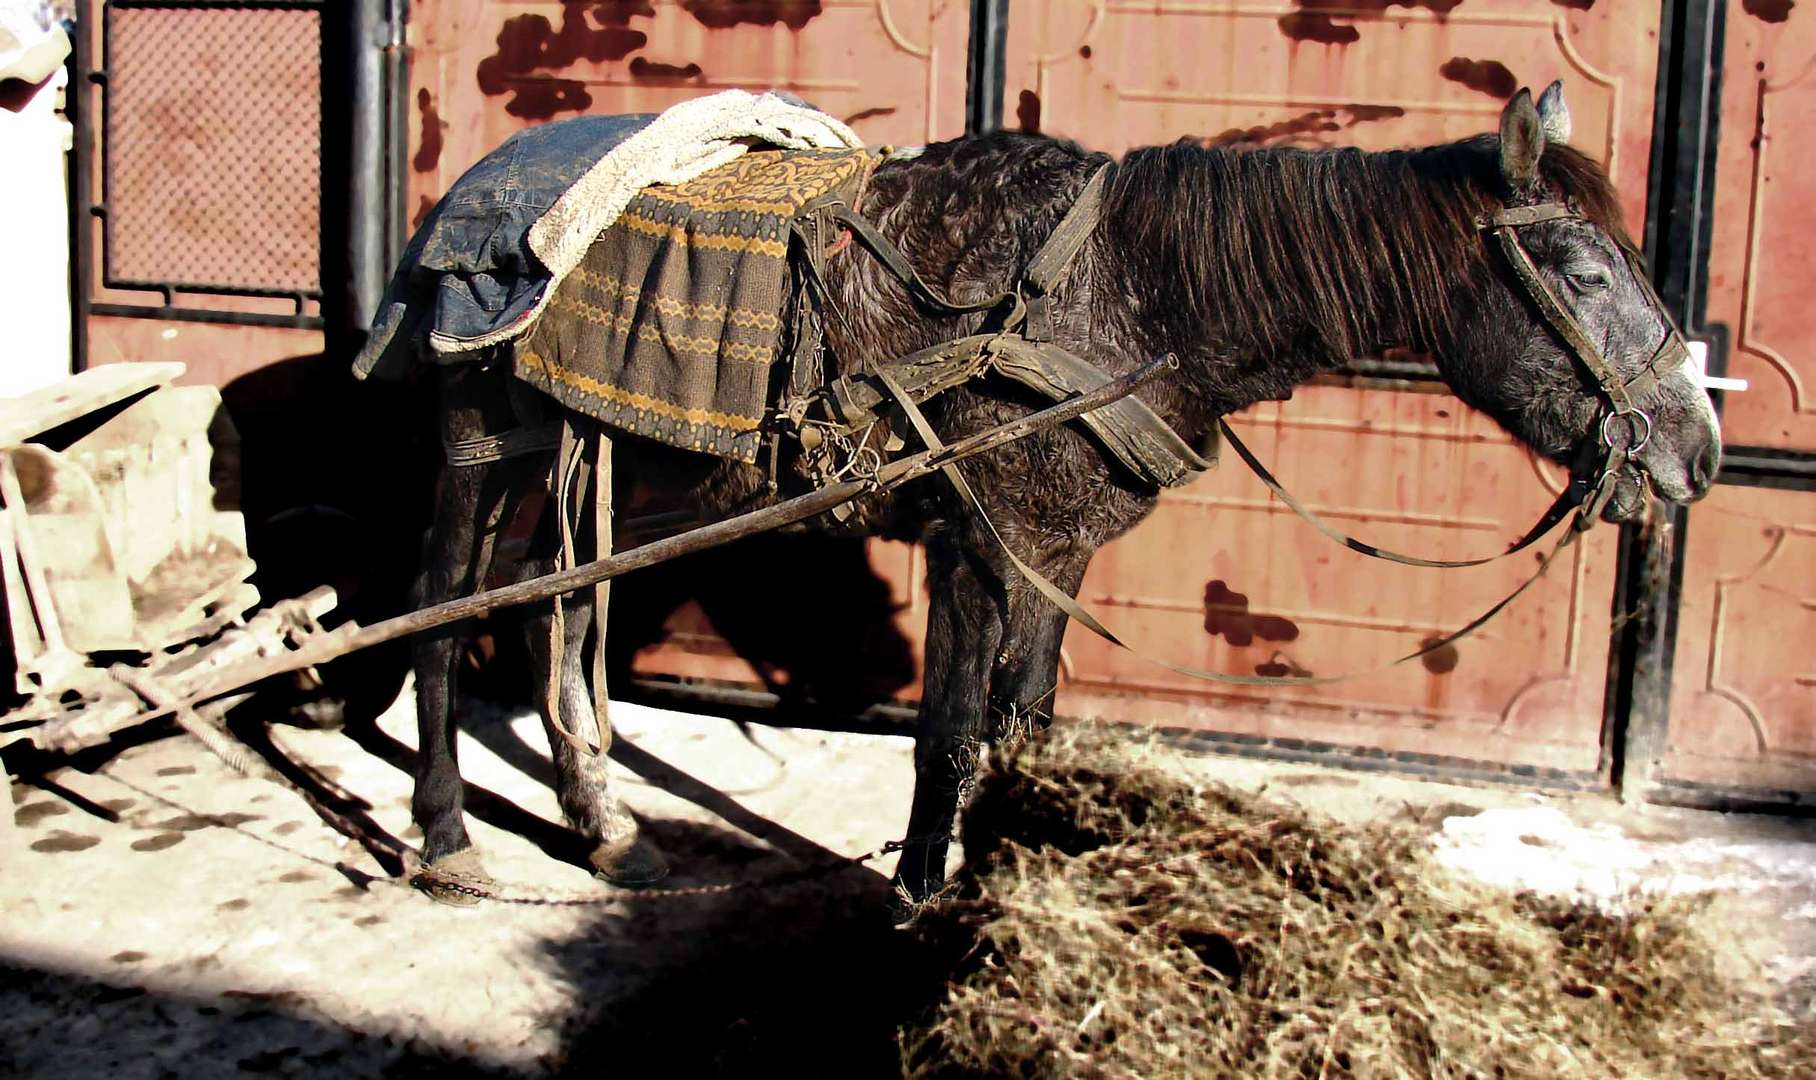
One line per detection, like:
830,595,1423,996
520,582,668,885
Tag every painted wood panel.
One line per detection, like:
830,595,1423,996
405,0,971,232
1004,0,1660,773
1700,0,1816,451
1663,484,1816,793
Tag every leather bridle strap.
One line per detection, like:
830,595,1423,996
1479,202,1690,421
1216,418,1583,568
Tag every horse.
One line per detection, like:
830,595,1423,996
402,83,1722,906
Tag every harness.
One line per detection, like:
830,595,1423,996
800,181,1691,687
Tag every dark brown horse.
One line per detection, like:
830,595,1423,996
405,85,1721,905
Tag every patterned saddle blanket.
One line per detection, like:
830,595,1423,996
511,148,876,463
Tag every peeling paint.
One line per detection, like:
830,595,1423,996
1017,89,1041,134
1208,103,1405,147
1439,56,1518,99
412,88,447,173
1548,0,1595,10
476,5,652,120
842,106,897,125
1279,1,1468,44
681,0,823,30
1419,636,1460,675
1743,0,1795,22
1278,12,1360,45
1255,654,1315,678
628,57,704,81
1203,580,1301,647
501,78,593,120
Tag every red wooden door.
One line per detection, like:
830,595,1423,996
1662,1,1816,797
1005,1,1662,779
406,0,971,226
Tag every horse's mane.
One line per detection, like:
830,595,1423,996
1101,134,1630,367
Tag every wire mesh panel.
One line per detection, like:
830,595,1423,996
103,1,322,298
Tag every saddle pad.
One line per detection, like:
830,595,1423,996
512,147,875,462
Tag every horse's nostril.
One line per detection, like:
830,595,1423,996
1691,439,1721,495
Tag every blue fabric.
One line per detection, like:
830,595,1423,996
353,113,656,380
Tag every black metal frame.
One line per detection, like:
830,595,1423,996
965,0,1009,134
1615,0,1816,814
73,0,328,335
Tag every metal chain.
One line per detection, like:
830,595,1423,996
406,836,924,907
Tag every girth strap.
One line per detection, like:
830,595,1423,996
443,423,561,467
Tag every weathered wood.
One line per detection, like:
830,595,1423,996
0,362,186,448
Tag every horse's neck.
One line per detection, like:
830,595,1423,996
1106,145,1468,421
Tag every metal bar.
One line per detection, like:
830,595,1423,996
1715,445,1816,487
322,0,389,356
66,12,90,373
382,0,410,273
89,303,325,330
114,356,1174,728
110,0,326,8
1611,0,1729,800
965,0,1009,134
98,279,324,301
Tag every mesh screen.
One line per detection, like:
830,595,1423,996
104,5,322,295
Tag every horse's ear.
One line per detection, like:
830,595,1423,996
1536,79,1572,144
1498,87,1545,190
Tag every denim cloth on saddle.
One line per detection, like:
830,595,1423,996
353,114,656,382
511,148,876,463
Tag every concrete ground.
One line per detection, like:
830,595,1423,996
3,685,1813,1077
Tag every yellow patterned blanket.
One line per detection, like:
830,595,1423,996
513,148,875,462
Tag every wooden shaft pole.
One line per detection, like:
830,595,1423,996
122,354,1172,725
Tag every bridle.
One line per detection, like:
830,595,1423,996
1476,199,1692,519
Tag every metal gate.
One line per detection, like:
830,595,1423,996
70,0,1813,803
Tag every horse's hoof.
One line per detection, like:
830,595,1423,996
589,835,669,887
412,846,493,907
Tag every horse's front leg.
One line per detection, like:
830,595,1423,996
894,541,1006,907
987,553,1093,739
520,582,669,885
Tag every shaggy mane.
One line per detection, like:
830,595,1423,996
1101,135,1631,369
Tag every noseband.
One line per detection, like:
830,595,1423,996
1477,201,1691,516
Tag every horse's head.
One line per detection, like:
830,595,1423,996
1437,82,1721,523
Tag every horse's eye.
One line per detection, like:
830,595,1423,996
1567,267,1612,291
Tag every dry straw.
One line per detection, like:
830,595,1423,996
901,725,1813,1079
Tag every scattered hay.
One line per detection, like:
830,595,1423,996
901,726,1814,1079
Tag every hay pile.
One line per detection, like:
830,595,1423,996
901,727,1813,1079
